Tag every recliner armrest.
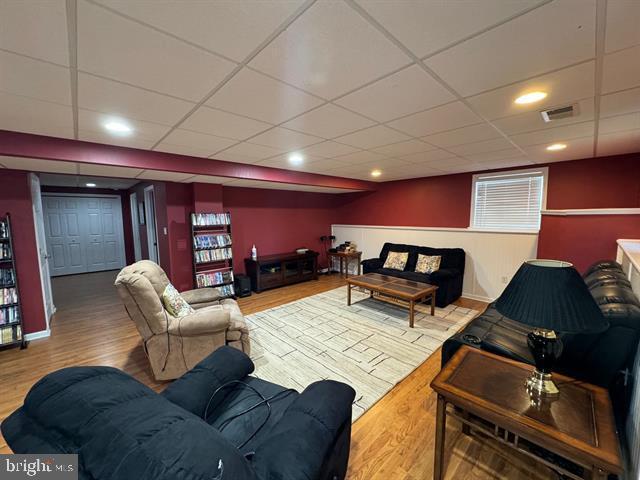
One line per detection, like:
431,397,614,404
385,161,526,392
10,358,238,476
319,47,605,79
181,287,222,307
252,380,355,480
361,257,383,270
162,346,255,417
168,307,230,337
429,268,461,280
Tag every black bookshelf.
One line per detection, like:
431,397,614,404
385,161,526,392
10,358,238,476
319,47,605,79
191,212,235,298
0,214,27,350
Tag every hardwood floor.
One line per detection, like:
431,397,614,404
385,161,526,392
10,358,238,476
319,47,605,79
0,271,550,479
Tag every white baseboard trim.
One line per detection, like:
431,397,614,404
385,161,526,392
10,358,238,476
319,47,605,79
461,293,494,303
542,208,640,216
25,329,51,341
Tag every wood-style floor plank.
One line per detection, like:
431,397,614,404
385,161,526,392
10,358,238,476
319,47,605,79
0,271,551,479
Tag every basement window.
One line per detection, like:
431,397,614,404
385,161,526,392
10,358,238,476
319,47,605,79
470,167,548,231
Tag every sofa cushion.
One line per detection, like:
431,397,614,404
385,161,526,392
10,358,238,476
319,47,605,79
162,283,195,317
415,254,441,274
383,251,409,270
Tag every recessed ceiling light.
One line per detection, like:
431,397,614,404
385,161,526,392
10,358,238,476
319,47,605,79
103,120,133,136
288,153,304,165
371,169,382,178
546,143,567,151
514,91,547,105
86,183,97,187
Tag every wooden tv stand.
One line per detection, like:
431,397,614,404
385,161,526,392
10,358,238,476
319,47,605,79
244,251,319,292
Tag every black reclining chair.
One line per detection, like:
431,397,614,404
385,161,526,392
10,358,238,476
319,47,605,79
1,346,356,480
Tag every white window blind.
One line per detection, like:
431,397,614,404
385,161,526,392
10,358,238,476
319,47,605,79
471,169,546,231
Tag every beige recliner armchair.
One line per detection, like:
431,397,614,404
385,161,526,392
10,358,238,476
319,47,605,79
115,260,250,381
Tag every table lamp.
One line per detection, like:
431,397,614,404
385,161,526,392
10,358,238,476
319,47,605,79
495,260,608,396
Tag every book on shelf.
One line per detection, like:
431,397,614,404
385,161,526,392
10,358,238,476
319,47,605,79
193,233,232,249
214,284,235,297
194,247,233,264
0,324,21,344
0,305,19,325
0,243,11,260
0,268,15,286
1,287,17,305
191,213,231,226
0,219,8,239
195,270,234,288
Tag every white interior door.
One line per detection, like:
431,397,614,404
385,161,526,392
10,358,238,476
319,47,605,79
144,186,159,263
30,174,55,323
43,195,126,276
129,192,142,261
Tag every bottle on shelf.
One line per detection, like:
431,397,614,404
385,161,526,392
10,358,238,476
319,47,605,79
251,244,257,261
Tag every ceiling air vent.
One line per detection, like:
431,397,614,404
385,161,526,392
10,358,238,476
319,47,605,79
540,104,577,123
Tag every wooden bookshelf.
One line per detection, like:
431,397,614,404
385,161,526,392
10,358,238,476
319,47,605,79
191,212,235,298
0,214,27,350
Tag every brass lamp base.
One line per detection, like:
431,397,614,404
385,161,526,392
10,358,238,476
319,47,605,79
526,369,559,396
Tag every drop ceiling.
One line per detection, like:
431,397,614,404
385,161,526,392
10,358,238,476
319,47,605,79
0,0,639,184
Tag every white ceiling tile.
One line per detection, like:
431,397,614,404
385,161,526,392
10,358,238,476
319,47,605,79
493,97,594,135
0,156,77,174
356,0,543,59
510,121,595,147
605,1,640,53
523,136,594,163
249,1,411,99
207,68,323,123
303,157,356,173
429,157,477,171
78,131,156,150
463,148,527,163
600,87,640,118
466,61,595,120
399,149,458,164
602,45,640,94
598,113,640,135
0,0,69,65
258,153,326,170
332,150,388,165
299,141,360,158
78,0,237,101
181,106,272,141
78,73,195,125
425,0,596,96
422,123,500,148
371,140,437,157
77,164,143,178
213,142,285,163
335,64,455,122
95,0,305,62
333,125,411,149
281,104,375,138
249,127,323,150
156,129,237,158
449,137,514,156
387,101,481,137
596,130,640,156
469,158,534,170
0,51,71,105
136,170,197,182
78,109,170,147
0,92,74,139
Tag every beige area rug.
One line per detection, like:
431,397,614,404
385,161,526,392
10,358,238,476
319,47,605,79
246,287,479,420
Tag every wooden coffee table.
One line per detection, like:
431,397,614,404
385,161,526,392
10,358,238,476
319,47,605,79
346,273,438,327
431,346,622,480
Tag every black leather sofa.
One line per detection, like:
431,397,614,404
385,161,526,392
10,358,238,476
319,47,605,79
361,242,465,307
1,346,356,480
442,260,640,426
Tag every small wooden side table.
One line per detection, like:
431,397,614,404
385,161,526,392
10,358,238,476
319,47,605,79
327,250,362,278
430,346,622,480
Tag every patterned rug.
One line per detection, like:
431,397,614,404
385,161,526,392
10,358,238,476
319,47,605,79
246,286,479,420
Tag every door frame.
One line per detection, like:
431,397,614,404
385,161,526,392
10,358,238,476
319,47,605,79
129,192,142,261
143,186,160,263
41,193,127,274
30,174,55,333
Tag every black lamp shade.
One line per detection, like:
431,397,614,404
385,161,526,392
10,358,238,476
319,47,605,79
496,260,609,334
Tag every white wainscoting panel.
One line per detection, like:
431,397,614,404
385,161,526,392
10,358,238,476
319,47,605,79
331,225,539,302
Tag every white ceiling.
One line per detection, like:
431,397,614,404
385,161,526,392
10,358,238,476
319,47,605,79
39,173,139,189
0,0,639,184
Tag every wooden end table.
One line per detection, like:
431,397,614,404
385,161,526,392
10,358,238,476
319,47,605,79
430,346,622,480
327,250,362,278
346,273,437,327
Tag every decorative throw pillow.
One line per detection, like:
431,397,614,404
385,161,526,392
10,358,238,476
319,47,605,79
383,251,409,271
162,283,195,317
415,254,441,274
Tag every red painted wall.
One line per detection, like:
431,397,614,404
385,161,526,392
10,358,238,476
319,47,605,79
0,170,46,334
223,186,339,274
336,173,472,227
165,183,193,291
192,183,223,213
